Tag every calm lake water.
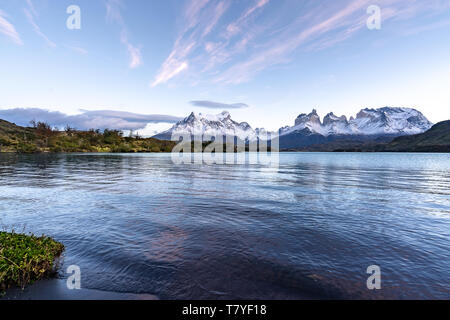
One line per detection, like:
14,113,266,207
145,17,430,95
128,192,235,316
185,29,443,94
0,153,449,300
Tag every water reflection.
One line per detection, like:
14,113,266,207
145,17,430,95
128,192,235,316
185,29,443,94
0,153,449,299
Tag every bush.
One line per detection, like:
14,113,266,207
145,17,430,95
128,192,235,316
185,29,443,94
16,142,39,153
0,137,11,146
0,232,65,292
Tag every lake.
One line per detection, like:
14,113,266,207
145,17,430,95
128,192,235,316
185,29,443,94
0,153,449,299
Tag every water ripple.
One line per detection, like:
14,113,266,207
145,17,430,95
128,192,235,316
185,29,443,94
0,152,449,299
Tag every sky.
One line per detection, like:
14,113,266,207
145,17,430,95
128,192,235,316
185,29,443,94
1,0,450,134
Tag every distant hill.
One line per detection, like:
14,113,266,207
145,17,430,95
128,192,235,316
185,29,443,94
2,117,448,154
0,119,176,153
379,120,450,152
329,120,450,152
280,134,395,152
0,119,36,152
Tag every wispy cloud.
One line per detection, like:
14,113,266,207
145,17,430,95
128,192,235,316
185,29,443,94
224,0,270,38
151,0,230,86
120,31,142,69
0,108,182,131
243,0,269,19
217,0,450,84
190,100,249,109
152,0,271,86
106,0,142,69
401,18,450,36
25,0,38,17
24,1,56,48
152,0,450,86
152,59,189,87
66,45,88,55
0,10,23,45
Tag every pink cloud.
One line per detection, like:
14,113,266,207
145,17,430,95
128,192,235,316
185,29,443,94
214,0,444,84
242,0,270,19
152,0,231,86
153,0,450,86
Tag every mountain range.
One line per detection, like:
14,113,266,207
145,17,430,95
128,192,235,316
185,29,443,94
153,107,434,150
0,112,448,153
153,111,263,141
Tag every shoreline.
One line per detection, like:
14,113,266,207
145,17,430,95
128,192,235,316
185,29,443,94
1,151,449,154
2,279,159,300
0,232,64,294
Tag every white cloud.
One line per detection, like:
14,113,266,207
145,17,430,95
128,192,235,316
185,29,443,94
66,45,88,55
137,122,175,137
190,100,249,109
214,0,450,84
152,0,450,86
24,4,56,48
106,0,142,69
0,10,23,45
152,61,188,87
152,0,230,86
0,108,182,131
120,31,142,69
25,0,38,17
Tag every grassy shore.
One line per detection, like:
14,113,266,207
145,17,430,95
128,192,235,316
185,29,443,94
0,119,176,153
0,232,65,294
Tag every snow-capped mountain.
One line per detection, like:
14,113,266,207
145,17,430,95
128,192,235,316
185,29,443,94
153,111,265,141
154,107,433,145
280,107,433,137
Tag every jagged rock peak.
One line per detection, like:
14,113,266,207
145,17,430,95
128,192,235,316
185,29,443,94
154,110,267,141
282,107,432,137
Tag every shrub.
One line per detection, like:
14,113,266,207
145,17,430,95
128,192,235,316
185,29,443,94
0,232,65,293
16,142,39,153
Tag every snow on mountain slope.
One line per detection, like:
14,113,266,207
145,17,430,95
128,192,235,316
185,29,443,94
153,111,265,141
154,107,432,141
280,107,432,137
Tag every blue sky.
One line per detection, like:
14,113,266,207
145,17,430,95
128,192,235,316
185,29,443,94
1,0,450,133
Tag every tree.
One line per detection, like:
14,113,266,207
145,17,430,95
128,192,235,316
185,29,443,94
65,125,76,136
32,121,54,148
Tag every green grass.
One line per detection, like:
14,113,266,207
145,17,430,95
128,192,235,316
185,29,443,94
0,232,65,293
0,119,273,154
0,119,177,153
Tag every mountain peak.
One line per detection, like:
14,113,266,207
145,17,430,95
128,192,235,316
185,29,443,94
283,107,432,137
295,109,321,126
185,112,197,123
154,107,433,142
220,111,231,118
323,112,348,126
154,111,260,141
